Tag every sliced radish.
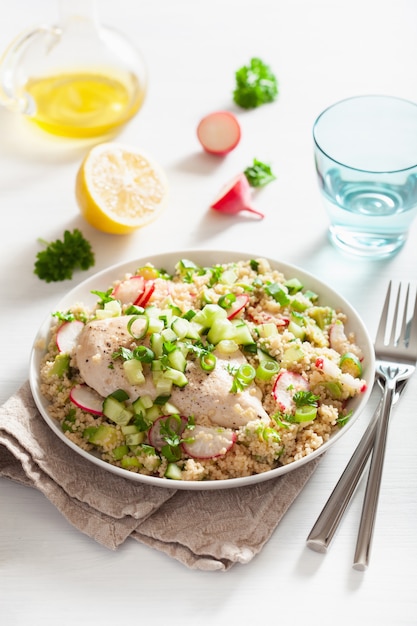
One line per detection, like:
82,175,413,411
210,173,264,218
272,371,309,412
136,280,155,306
70,384,104,415
226,294,250,319
329,321,348,352
56,320,84,353
112,275,145,304
112,276,155,307
315,356,341,378
182,425,236,459
197,111,241,155
148,415,188,451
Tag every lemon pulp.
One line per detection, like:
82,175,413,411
25,70,145,138
75,143,169,234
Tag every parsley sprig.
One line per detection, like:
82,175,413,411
34,229,95,283
233,57,279,109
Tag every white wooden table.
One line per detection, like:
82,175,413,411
1,1,417,624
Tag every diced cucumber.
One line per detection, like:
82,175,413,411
121,456,141,469
102,396,133,426
288,320,306,341
132,395,153,413
83,424,120,447
48,353,70,377
145,405,161,421
165,462,183,480
192,303,227,327
161,327,178,342
256,322,278,338
171,317,190,339
123,359,145,385
150,333,164,358
216,339,239,354
207,317,235,344
231,320,254,344
112,444,129,460
284,277,303,294
167,348,187,372
282,344,305,365
163,368,188,387
95,299,122,319
121,424,139,435
161,401,180,415
125,432,146,446
308,306,333,329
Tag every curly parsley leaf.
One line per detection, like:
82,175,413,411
244,159,277,188
233,57,278,109
34,229,95,283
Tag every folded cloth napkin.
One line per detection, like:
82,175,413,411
0,382,320,571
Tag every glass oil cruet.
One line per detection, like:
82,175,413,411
0,0,147,139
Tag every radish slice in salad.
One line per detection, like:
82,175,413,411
112,276,155,307
210,173,264,218
226,294,250,319
148,415,188,451
56,320,84,353
197,111,241,155
272,371,309,412
182,425,236,459
70,384,104,415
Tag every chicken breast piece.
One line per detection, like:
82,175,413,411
75,316,269,428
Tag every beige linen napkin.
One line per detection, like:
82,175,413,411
0,382,320,571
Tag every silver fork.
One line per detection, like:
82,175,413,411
353,281,417,570
306,282,417,566
306,380,406,554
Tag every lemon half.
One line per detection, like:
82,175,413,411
75,142,169,234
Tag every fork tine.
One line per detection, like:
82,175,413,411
407,287,417,354
388,282,401,347
397,283,409,347
375,281,392,347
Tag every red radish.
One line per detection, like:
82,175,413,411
272,371,309,412
329,321,348,352
148,415,188,451
226,294,250,319
112,276,155,307
70,384,104,415
197,111,241,155
56,320,84,353
137,280,155,306
210,173,264,218
182,425,236,459
112,276,145,304
315,356,341,378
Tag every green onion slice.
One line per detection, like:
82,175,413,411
127,315,149,339
218,293,236,309
294,405,318,422
132,345,154,363
256,359,280,381
237,363,256,385
200,352,217,372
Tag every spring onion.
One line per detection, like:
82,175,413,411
200,352,217,371
256,359,279,381
127,315,149,339
229,363,256,392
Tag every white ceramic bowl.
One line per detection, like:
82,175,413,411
29,250,375,490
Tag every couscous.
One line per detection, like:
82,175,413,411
38,257,368,481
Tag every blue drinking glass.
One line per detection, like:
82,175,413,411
313,95,417,258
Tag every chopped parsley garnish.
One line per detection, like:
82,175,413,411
233,57,278,109
34,229,95,283
244,159,276,188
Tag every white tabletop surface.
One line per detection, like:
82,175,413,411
1,1,417,624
